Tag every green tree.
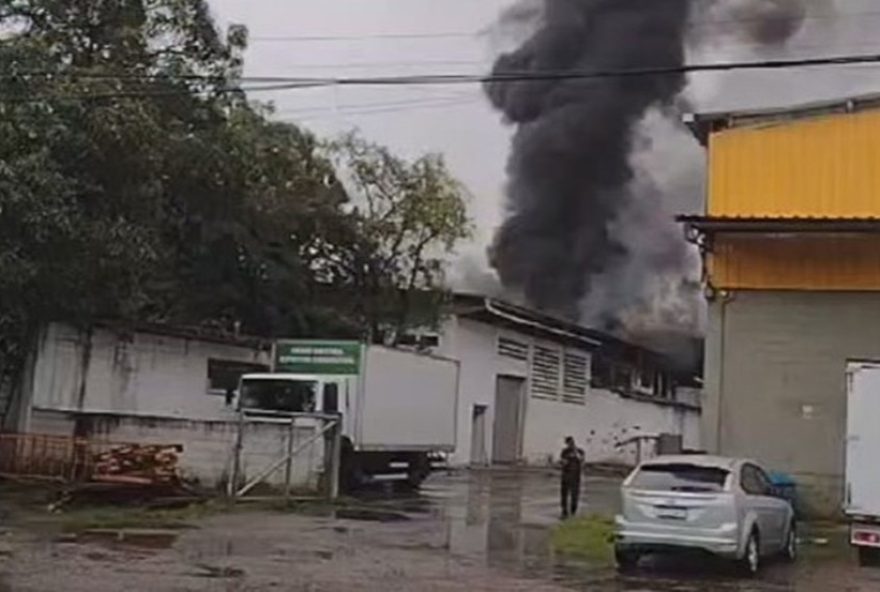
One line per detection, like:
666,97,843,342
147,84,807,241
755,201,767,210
0,0,474,408
318,132,473,341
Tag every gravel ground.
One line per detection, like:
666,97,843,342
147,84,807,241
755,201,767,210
2,471,880,591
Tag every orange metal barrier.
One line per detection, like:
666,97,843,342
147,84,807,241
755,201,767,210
0,433,128,482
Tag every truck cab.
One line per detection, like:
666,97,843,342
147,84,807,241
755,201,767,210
232,340,458,492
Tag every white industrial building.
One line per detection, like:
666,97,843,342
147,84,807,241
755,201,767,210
435,294,701,468
1,295,701,487
1,323,327,490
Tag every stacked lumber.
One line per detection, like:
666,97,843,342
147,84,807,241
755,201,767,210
91,444,183,485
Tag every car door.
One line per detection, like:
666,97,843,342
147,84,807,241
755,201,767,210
741,464,783,552
753,464,792,552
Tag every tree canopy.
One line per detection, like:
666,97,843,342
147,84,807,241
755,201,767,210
0,0,472,384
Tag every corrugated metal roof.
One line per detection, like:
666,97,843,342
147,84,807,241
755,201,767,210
678,216,880,235
710,234,880,291
706,107,880,218
685,91,880,145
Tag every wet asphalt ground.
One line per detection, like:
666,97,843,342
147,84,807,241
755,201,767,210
2,470,880,591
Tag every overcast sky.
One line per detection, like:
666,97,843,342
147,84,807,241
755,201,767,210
208,0,880,281
208,0,513,275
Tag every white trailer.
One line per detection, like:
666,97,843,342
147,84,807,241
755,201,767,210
845,360,880,566
237,340,459,489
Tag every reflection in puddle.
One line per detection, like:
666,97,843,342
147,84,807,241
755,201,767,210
74,529,178,550
334,508,410,522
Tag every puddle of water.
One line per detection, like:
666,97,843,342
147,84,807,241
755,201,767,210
75,529,178,550
334,508,410,523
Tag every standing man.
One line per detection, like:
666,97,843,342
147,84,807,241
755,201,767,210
560,436,585,519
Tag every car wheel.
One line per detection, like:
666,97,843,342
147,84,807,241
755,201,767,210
858,547,880,568
615,546,640,573
782,521,797,562
739,530,761,577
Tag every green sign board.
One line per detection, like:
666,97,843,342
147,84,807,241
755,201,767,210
274,340,362,375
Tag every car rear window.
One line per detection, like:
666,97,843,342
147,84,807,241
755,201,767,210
628,463,729,492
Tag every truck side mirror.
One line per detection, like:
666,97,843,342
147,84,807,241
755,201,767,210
225,388,236,407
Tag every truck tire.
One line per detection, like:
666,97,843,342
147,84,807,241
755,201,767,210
407,454,431,489
858,547,880,567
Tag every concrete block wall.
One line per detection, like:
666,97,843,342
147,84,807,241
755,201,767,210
29,409,323,491
704,290,880,517
522,388,700,467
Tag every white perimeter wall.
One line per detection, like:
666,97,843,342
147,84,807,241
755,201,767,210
438,317,701,467
27,323,270,422
29,409,322,490
19,324,323,491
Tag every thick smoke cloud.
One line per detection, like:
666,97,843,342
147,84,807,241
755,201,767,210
484,0,809,341
484,0,691,325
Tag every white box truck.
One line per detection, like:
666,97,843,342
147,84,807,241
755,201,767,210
237,340,459,490
845,360,880,566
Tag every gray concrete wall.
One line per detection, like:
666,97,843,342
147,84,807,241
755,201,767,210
704,290,880,516
29,408,323,491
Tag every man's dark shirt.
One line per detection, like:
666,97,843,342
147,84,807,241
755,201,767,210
561,446,584,481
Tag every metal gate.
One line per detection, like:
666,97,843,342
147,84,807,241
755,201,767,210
227,411,342,501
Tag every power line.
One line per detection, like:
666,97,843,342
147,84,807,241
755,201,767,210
249,31,479,43
243,7,880,44
9,52,880,102
282,97,483,124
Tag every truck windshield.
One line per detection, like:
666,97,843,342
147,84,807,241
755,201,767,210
239,379,318,413
629,464,730,493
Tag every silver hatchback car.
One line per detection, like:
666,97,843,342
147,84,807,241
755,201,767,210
614,455,796,575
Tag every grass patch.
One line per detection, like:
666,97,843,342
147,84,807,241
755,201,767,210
551,514,616,564
58,502,219,533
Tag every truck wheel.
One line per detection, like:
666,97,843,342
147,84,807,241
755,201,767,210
407,454,431,489
858,547,880,567
738,530,761,577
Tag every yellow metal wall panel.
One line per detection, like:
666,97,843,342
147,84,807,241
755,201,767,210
709,109,880,218
712,234,880,290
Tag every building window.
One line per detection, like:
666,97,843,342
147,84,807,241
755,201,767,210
207,359,269,394
562,351,589,405
396,333,440,350
498,336,529,361
531,345,561,400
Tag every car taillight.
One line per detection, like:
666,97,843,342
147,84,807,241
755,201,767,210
853,531,880,545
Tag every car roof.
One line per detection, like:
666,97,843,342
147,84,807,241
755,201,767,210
638,455,748,471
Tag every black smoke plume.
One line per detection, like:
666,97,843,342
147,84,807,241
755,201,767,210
484,0,809,336
484,0,691,323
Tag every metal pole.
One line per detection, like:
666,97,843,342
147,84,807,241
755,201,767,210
327,417,342,500
284,416,295,500
228,410,245,498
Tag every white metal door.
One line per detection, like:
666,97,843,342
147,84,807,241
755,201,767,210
492,376,524,464
846,362,880,516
